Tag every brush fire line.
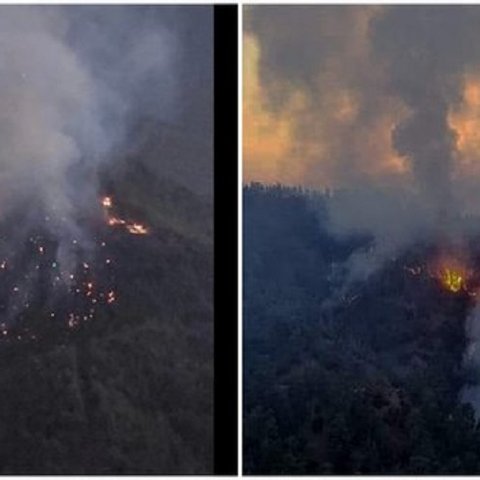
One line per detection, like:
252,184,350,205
101,196,149,235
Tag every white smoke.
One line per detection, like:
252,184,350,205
0,6,180,264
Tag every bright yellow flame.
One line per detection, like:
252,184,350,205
441,268,464,293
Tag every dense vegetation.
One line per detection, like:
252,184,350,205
0,122,213,474
244,183,480,474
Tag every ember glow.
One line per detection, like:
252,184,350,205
101,195,149,235
108,217,126,226
0,228,120,344
102,196,113,208
127,223,149,235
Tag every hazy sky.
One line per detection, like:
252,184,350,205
244,5,480,207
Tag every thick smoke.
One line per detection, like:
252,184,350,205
0,6,211,268
370,7,480,225
0,9,106,236
370,8,480,417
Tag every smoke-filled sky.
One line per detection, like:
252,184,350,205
244,6,480,220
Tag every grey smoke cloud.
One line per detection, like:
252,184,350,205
370,6,480,221
245,6,403,189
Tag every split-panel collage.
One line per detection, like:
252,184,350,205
2,1,480,477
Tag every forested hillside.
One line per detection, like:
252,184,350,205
244,183,480,474
0,122,213,474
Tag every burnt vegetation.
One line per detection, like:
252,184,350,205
244,183,480,474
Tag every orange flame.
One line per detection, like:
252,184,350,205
100,195,149,236
102,196,112,208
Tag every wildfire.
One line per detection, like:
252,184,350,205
100,196,149,235
0,231,120,343
127,223,148,235
441,267,464,293
102,196,113,208
432,252,472,294
107,290,116,304
108,216,126,226
404,253,474,295
0,191,140,345
0,193,148,345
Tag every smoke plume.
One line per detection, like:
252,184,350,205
0,5,211,264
